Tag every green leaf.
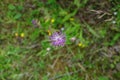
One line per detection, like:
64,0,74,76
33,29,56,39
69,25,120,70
113,72,120,79
30,29,40,41
110,33,120,45
8,4,16,10
62,10,77,23
74,0,88,8
17,5,24,11
110,64,115,69
59,8,68,16
14,13,22,19
86,24,99,38
98,76,109,80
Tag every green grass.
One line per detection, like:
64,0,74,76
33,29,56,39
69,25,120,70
0,0,120,80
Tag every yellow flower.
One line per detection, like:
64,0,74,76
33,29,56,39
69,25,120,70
82,45,85,48
70,18,74,21
51,18,55,23
78,43,82,46
20,33,25,38
78,43,85,48
47,30,51,36
15,33,18,37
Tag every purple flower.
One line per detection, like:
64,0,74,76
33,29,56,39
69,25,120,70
50,31,66,46
32,19,37,25
31,19,40,27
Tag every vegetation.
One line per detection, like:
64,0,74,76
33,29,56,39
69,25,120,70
0,0,120,80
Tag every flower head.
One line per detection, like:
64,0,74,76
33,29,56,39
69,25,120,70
112,21,116,24
113,12,117,15
70,18,74,21
46,47,51,51
20,33,25,38
78,42,85,48
70,37,76,42
32,19,37,25
61,27,65,31
47,30,51,36
15,33,18,37
51,18,55,23
31,19,40,27
50,31,66,46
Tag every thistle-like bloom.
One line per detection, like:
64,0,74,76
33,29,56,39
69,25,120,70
50,31,66,46
31,19,40,27
32,19,37,25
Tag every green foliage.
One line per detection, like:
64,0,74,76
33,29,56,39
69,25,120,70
110,33,120,45
98,76,109,80
74,0,88,8
0,0,120,80
85,24,99,38
14,13,22,20
113,72,120,79
8,4,16,10
62,10,77,23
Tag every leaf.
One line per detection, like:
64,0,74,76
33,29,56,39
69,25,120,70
74,0,88,8
98,76,109,80
14,13,22,19
113,72,120,79
62,10,77,23
17,5,24,11
110,64,115,69
110,33,120,45
86,24,99,38
59,8,68,16
8,4,16,10
30,29,40,41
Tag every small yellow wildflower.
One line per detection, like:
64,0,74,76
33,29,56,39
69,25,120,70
70,18,74,21
51,18,55,23
15,33,18,37
47,30,51,36
78,43,85,48
20,33,25,38
78,43,82,46
82,44,85,48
